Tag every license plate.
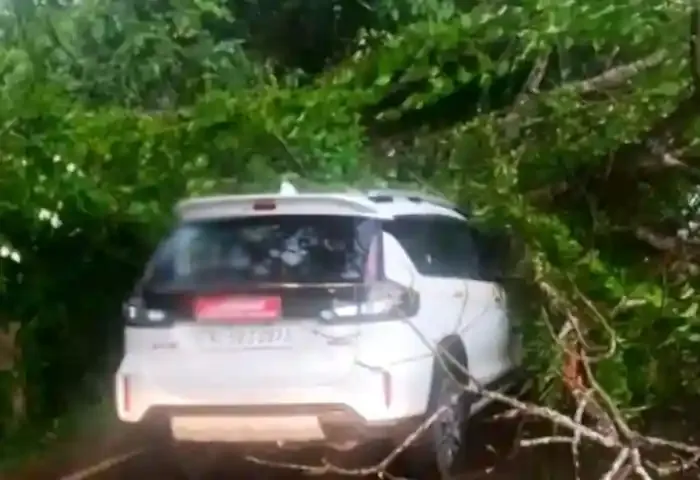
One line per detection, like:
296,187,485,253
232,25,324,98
194,295,282,323
171,415,324,442
198,326,290,349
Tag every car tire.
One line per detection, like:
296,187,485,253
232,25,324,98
403,359,474,480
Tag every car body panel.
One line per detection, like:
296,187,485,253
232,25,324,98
461,280,516,386
116,334,434,425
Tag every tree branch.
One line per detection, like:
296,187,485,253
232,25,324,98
573,51,667,94
503,49,668,144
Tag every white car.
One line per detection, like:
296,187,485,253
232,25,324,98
115,184,523,478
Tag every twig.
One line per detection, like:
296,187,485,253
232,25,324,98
641,434,700,455
245,404,449,476
601,448,631,480
520,436,574,447
649,451,700,476
573,389,596,480
631,448,654,480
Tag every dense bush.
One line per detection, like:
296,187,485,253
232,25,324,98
0,0,699,449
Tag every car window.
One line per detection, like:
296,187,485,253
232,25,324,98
145,215,381,286
383,215,481,279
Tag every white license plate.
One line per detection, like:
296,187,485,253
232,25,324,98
171,415,324,442
197,326,290,349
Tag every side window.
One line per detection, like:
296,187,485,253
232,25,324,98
383,216,482,279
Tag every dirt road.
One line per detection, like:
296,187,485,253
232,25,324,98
9,415,575,480
61,447,379,480
48,442,532,480
9,404,700,479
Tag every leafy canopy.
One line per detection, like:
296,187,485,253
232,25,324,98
0,0,699,433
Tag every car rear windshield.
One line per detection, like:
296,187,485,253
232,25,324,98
144,215,381,287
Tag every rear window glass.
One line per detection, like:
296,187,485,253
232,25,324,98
145,215,381,286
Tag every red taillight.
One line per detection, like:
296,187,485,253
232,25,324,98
252,199,277,211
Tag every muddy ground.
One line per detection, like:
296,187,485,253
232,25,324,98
7,411,699,480
3,413,574,480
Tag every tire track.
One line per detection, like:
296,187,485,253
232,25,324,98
82,445,373,480
59,450,149,480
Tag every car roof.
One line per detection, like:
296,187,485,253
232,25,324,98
177,186,467,221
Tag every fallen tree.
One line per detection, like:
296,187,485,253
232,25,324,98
0,0,699,477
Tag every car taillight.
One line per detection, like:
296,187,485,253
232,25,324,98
319,281,420,322
122,298,173,327
252,199,277,211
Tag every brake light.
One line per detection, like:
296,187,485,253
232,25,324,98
252,199,277,211
319,281,420,322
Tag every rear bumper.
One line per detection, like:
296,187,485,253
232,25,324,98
120,404,425,446
115,353,433,444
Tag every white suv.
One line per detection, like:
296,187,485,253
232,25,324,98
115,185,523,478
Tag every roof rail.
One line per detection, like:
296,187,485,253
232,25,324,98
364,188,456,209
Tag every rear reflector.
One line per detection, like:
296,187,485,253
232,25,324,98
122,375,131,413
382,370,392,408
194,296,282,323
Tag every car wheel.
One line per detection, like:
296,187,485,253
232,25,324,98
404,364,473,479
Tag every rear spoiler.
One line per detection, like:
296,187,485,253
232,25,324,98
176,194,391,221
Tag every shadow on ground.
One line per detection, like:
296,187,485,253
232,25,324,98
7,406,700,479
7,411,575,480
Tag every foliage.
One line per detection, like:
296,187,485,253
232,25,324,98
0,0,699,445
